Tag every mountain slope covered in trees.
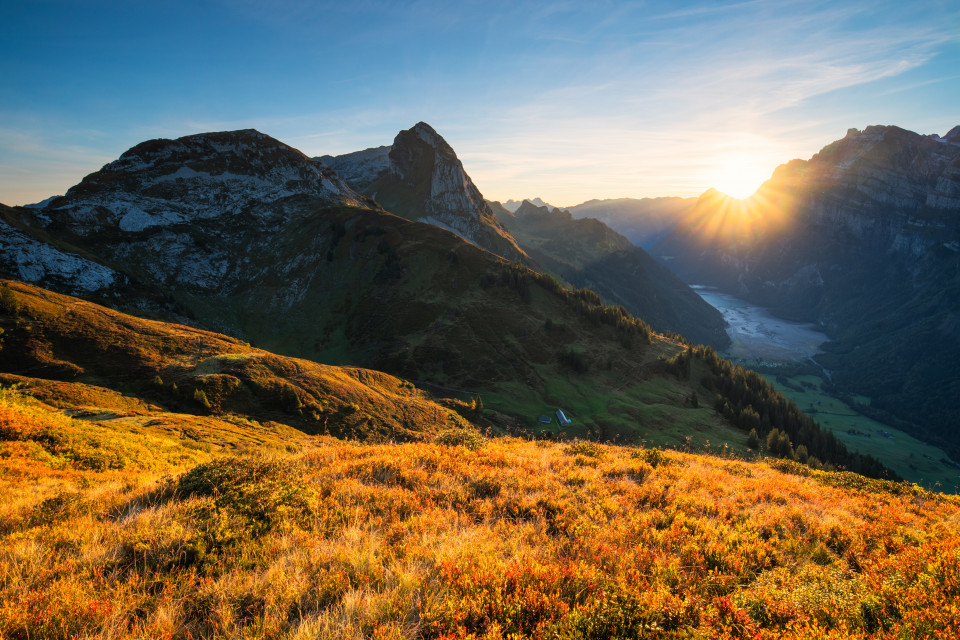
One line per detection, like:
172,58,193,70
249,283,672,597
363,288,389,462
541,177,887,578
495,199,728,348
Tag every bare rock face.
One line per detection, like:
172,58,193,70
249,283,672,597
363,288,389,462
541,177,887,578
48,129,370,235
1,130,376,303
0,213,120,294
321,122,527,262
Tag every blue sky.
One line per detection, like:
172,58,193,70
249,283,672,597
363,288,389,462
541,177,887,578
1,0,958,205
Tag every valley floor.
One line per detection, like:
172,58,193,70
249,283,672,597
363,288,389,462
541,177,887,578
692,286,960,487
762,373,960,490
2,386,959,639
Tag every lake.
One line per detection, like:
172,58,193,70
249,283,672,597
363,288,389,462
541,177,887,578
691,286,828,364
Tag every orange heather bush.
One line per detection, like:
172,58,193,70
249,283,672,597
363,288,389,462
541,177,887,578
0,422,958,639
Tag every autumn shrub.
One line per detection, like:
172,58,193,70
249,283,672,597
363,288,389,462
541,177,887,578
2,434,960,640
0,388,137,470
176,456,313,534
29,491,87,527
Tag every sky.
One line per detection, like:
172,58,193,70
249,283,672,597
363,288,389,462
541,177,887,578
1,0,958,206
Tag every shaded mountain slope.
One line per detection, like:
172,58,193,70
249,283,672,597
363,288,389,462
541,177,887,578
495,200,729,348
655,125,960,455
1,276,896,479
0,129,704,441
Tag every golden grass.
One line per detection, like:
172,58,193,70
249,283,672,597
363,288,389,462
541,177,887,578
0,387,957,640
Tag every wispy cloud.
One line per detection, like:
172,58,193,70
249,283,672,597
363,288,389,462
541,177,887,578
451,0,958,202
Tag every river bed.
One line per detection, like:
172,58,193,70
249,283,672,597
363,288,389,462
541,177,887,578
692,286,828,363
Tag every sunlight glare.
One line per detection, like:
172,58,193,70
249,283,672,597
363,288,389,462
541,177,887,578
708,153,773,200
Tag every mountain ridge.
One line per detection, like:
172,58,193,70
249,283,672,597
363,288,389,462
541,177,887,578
496,199,729,347
0,124,895,476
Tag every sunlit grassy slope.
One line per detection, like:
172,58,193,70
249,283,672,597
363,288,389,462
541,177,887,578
1,385,957,640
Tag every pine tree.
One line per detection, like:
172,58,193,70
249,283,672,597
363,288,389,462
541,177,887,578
193,388,212,410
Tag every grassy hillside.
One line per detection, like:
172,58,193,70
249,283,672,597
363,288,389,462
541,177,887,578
0,279,471,442
0,278,897,479
0,389,956,639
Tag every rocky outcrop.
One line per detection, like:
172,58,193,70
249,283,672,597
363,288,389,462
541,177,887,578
47,129,372,235
0,212,120,294
0,130,379,305
321,122,527,261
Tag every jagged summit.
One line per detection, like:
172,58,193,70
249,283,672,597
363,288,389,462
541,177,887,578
408,121,442,145
321,123,528,261
513,199,569,219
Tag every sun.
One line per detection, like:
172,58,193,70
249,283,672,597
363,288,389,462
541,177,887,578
708,153,773,200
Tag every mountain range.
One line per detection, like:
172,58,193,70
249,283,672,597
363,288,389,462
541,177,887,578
0,121,894,478
654,124,960,457
1,118,957,640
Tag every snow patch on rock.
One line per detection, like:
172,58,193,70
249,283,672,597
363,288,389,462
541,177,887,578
318,146,392,188
0,219,117,292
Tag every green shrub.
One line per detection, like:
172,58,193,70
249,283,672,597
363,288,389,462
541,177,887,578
564,440,605,458
193,388,211,410
434,428,485,450
177,457,313,534
631,447,672,467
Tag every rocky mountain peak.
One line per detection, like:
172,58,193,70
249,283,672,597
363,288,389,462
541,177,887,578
388,121,459,180
321,123,527,261
96,129,303,184
410,121,443,146
503,198,554,213
944,125,960,144
42,129,370,235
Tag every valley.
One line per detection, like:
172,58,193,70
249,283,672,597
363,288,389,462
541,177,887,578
653,125,960,460
691,286,827,362
693,286,960,488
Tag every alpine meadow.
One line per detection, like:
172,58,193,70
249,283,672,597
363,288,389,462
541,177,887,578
2,1,960,638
